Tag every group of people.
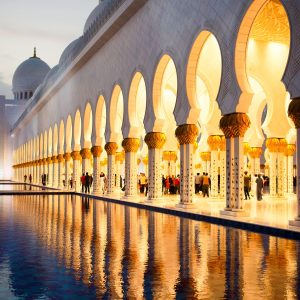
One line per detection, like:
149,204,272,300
80,172,93,193
162,175,180,194
244,171,265,201
23,174,32,183
194,173,211,197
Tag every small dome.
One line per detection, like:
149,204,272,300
59,38,81,65
42,64,60,86
12,50,50,99
83,2,105,34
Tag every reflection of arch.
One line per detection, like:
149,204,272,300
73,109,82,150
95,95,106,145
66,115,72,152
153,54,177,122
59,120,65,154
109,85,124,142
83,102,93,148
128,72,146,133
53,124,58,155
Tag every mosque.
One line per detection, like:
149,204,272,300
3,0,300,224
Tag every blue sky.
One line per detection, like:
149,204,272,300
0,0,98,98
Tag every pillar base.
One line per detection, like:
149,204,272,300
145,197,164,204
176,202,196,209
289,218,300,227
122,195,140,202
220,209,248,217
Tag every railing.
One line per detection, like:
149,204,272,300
12,0,128,133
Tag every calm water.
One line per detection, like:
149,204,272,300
0,194,299,299
0,184,48,191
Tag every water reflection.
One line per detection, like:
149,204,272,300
0,195,299,299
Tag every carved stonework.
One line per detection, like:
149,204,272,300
219,113,250,138
91,146,102,157
52,155,58,163
122,138,140,153
249,147,262,159
42,158,47,165
207,135,222,151
278,138,287,153
104,142,118,155
144,132,166,149
71,151,81,161
200,151,211,162
285,144,296,156
175,124,199,145
57,154,65,162
63,153,71,161
220,136,226,151
266,138,280,153
288,99,300,128
80,148,92,159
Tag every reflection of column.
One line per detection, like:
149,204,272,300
71,151,81,192
288,100,300,226
104,142,118,195
91,146,102,194
145,132,166,201
122,138,140,198
47,157,53,186
63,153,71,189
80,148,92,175
175,124,199,208
208,135,221,198
57,154,65,188
220,136,226,198
220,113,250,215
285,144,296,195
266,138,279,197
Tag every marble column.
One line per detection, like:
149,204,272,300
52,155,59,188
220,136,226,198
286,144,296,195
144,132,166,202
104,142,118,195
249,147,262,192
39,160,43,185
142,156,148,177
63,153,71,190
288,99,300,226
80,148,92,176
115,151,124,191
200,152,211,175
71,151,81,192
122,138,140,199
91,146,102,195
220,113,250,216
266,138,280,197
47,157,53,187
278,139,287,197
57,154,65,189
208,135,222,198
175,124,199,208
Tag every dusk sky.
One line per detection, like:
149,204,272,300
0,0,98,98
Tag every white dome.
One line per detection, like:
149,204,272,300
83,2,104,34
12,53,50,96
42,64,60,86
59,38,81,65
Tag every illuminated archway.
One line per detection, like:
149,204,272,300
66,115,72,153
95,95,106,147
83,102,93,148
59,120,65,154
73,110,81,151
53,124,58,155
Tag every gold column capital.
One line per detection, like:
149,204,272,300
207,135,222,151
200,151,211,161
57,154,65,162
144,132,166,149
175,124,199,145
266,138,280,152
91,146,103,157
115,151,125,162
122,138,140,153
288,98,300,128
249,147,262,159
243,142,250,155
47,157,53,164
80,148,92,159
104,142,118,155
63,152,71,161
51,155,58,163
219,113,250,138
71,151,81,161
163,151,177,161
42,158,47,165
285,144,296,156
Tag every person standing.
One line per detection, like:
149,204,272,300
85,172,90,194
202,173,210,197
195,173,201,194
256,174,263,201
24,174,27,183
243,171,251,200
81,173,85,193
29,174,32,184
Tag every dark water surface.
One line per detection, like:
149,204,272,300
0,194,299,299
0,184,48,191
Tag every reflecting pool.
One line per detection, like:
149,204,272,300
0,194,299,299
0,184,48,191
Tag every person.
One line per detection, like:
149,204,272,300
162,175,166,193
81,173,85,192
100,172,105,194
24,174,27,183
195,173,201,194
145,178,148,196
139,173,146,193
42,174,46,186
85,172,90,193
29,174,32,184
202,173,210,197
256,174,263,201
165,176,170,194
69,177,73,189
244,171,251,200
